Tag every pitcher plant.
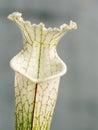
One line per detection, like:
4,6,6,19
8,12,77,130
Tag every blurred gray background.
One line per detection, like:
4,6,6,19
0,0,98,130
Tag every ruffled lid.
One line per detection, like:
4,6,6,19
8,12,77,82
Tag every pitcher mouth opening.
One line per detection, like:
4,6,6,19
10,54,67,83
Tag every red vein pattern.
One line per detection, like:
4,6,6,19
15,72,60,130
